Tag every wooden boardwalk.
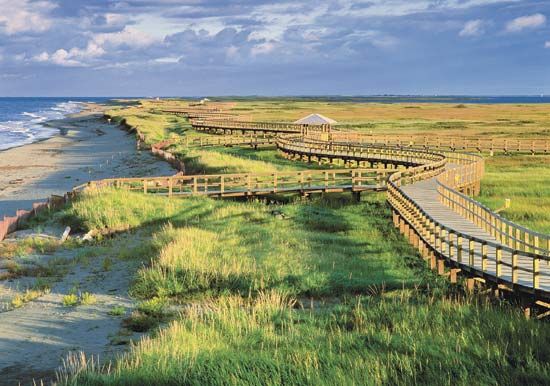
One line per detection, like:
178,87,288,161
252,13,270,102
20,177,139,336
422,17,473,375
402,171,550,295
77,111,550,312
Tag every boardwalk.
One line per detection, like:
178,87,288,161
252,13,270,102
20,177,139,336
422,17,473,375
403,171,550,295
68,113,550,313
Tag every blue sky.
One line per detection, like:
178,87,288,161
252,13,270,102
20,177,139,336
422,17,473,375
0,0,549,96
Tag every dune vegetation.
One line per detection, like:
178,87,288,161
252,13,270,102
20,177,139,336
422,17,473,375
42,99,550,384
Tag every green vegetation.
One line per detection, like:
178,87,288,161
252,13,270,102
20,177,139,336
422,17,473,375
10,279,52,308
62,293,79,307
62,292,97,307
108,306,126,317
49,99,550,384
479,155,550,233
0,236,60,258
80,292,98,305
66,293,550,386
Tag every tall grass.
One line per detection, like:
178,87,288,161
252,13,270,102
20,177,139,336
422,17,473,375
65,291,550,385
56,189,423,299
478,155,550,233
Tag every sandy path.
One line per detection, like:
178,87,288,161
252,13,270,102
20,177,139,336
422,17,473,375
0,105,175,218
0,254,140,385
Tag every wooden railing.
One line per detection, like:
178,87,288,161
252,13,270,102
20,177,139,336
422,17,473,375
83,168,392,198
182,136,275,148
437,172,550,256
388,171,550,294
278,136,447,168
277,134,550,296
327,132,550,154
162,108,223,115
191,119,334,134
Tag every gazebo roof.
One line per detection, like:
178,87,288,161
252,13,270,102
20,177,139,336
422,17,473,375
294,113,337,125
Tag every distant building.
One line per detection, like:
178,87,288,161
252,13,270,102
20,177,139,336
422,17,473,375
294,113,337,125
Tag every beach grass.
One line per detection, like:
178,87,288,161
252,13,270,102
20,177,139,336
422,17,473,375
65,291,550,386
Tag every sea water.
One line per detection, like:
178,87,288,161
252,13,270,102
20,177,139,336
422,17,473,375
0,97,111,151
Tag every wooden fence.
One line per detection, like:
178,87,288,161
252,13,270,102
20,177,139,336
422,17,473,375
84,168,392,198
191,119,331,134
327,132,550,154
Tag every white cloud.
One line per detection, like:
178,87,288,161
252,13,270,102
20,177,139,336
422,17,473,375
154,56,182,64
33,42,106,67
32,26,155,67
333,0,518,18
459,19,485,37
545,41,550,48
93,26,157,48
0,0,56,35
251,42,276,57
506,13,546,32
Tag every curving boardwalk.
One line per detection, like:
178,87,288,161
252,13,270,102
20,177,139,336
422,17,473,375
85,112,550,315
402,170,550,293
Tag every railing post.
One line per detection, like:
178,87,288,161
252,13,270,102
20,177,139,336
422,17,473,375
481,242,488,271
510,251,519,284
533,257,540,289
495,246,502,277
457,235,463,263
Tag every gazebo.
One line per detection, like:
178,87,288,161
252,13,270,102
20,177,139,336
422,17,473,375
294,113,337,125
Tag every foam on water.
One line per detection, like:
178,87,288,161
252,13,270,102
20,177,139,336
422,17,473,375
0,100,85,151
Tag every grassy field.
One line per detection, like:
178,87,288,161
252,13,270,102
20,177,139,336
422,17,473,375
149,98,550,137
478,155,550,233
44,99,550,384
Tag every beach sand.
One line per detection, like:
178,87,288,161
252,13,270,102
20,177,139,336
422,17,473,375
0,104,175,218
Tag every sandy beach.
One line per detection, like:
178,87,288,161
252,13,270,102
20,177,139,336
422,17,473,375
0,104,175,219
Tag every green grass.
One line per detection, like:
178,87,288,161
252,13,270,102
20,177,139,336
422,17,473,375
57,189,422,300
105,106,190,145
478,155,550,233
66,292,550,386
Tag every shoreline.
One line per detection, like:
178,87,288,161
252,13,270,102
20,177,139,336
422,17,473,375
0,103,176,219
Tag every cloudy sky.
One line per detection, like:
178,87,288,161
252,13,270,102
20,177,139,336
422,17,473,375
0,0,549,96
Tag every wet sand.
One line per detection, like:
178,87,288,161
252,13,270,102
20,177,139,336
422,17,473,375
0,104,175,218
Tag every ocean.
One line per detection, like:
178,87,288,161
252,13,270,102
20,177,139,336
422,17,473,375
0,97,112,151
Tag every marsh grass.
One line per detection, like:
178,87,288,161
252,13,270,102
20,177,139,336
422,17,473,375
479,155,550,233
0,236,61,258
60,190,423,300
63,293,79,307
66,291,550,386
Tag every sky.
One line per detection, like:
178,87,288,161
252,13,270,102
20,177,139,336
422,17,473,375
0,0,549,96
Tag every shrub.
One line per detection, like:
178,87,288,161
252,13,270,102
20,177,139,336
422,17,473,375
63,293,79,307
